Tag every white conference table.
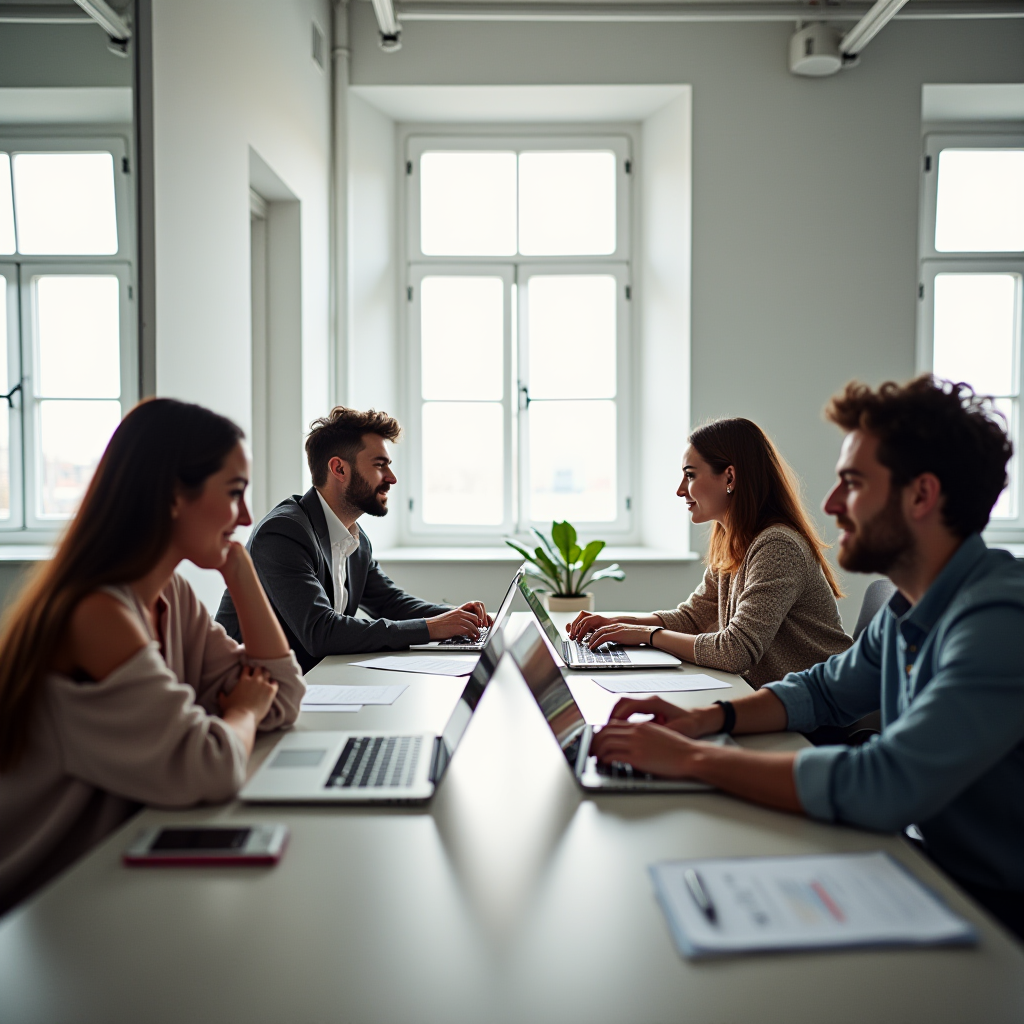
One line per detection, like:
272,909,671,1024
0,611,1022,1024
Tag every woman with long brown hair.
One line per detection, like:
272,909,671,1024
0,398,304,914
568,417,851,686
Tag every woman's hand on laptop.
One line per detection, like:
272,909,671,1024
607,696,723,738
567,611,661,643
426,603,488,640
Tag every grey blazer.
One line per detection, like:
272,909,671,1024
216,487,449,673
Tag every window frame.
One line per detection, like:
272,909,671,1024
0,131,136,539
401,129,635,545
918,131,1024,541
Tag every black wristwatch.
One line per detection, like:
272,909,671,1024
713,699,737,735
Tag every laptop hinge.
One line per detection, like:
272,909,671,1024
428,735,447,784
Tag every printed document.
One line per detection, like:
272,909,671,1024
592,672,732,694
351,655,478,677
650,852,975,958
299,683,408,713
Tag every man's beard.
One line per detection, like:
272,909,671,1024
344,467,390,518
837,487,914,574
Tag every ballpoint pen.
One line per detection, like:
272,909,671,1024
683,868,718,925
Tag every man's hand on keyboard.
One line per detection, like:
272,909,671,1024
425,601,490,640
606,696,722,738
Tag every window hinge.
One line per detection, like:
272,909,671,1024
625,496,632,510
625,159,632,174
128,285,134,299
122,156,130,174
918,283,924,299
407,285,413,301
924,155,931,173
625,285,631,300
406,160,413,175
408,497,414,511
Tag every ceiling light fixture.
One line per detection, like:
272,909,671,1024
789,0,910,77
371,0,403,51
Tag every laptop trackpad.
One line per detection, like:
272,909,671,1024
271,749,327,768
627,649,681,666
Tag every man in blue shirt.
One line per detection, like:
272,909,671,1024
592,376,1024,938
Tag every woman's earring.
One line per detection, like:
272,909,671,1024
726,486,733,494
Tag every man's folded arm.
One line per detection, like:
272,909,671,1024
359,556,451,621
791,603,1024,832
252,525,432,657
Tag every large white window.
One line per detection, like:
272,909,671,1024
0,137,135,534
404,135,632,540
919,134,1024,538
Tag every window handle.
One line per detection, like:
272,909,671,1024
519,383,531,410
0,381,22,408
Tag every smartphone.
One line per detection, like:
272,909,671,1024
123,824,289,866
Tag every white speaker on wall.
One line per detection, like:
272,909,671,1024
789,23,843,77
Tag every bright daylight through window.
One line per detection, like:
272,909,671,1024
0,142,133,532
408,137,630,538
922,139,1024,533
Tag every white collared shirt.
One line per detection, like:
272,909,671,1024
316,490,361,614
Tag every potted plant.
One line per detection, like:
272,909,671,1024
506,520,625,612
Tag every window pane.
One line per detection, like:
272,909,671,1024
13,152,118,255
519,151,616,256
991,397,1016,520
36,276,120,398
0,155,14,255
529,400,616,522
935,149,1024,253
421,276,503,401
38,399,121,517
422,402,503,525
933,274,1017,396
420,152,516,256
528,275,616,400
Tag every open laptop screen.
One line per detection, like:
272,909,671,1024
431,627,505,783
517,577,565,649
508,620,587,764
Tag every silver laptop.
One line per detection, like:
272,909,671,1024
508,620,732,793
518,577,681,670
241,629,504,805
409,565,526,651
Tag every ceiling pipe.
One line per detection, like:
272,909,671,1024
371,0,402,50
393,1,1024,23
839,0,909,55
71,0,131,55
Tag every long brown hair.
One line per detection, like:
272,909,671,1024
689,418,842,597
0,398,244,771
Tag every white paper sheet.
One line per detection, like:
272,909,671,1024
300,704,362,713
350,655,478,677
650,852,975,959
300,684,408,707
590,673,732,694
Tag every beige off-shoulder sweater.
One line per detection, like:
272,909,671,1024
654,524,852,688
0,573,305,915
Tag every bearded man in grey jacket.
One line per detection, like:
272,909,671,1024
216,407,489,673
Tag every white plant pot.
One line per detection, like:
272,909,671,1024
544,593,595,613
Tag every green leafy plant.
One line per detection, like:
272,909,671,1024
506,520,626,597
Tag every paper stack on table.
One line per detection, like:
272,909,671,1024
350,655,478,677
591,672,732,694
650,851,975,959
300,683,408,712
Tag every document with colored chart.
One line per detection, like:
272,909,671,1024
649,852,976,959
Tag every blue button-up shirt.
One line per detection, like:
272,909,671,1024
765,533,1024,892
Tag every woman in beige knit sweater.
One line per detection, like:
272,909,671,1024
0,399,305,915
568,418,851,687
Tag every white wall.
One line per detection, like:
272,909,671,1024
151,0,332,609
346,11,1024,626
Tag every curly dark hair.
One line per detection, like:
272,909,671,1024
825,375,1012,538
305,406,402,487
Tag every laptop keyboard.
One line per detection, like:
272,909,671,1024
437,628,489,647
325,736,423,789
565,636,630,665
593,758,657,782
